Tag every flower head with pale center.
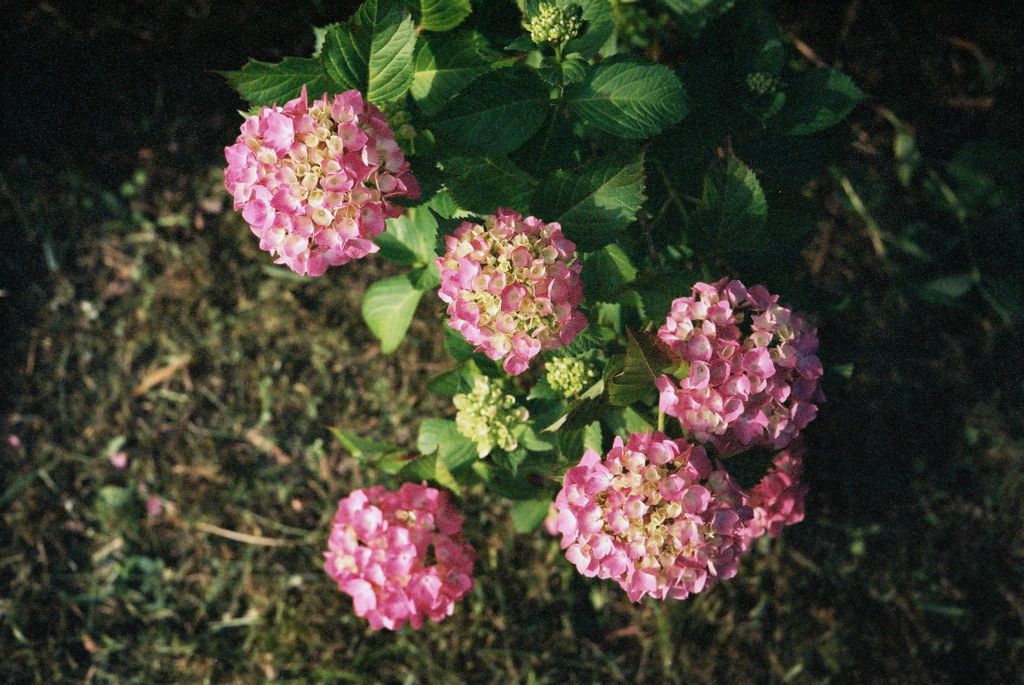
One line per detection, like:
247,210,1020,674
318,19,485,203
323,483,475,630
436,209,587,376
224,87,419,276
553,432,753,602
655,278,824,453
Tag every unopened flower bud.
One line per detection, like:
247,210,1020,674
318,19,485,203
453,376,529,457
524,3,584,46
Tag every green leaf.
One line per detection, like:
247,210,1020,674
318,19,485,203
543,379,606,433
431,68,551,156
531,154,646,252
443,325,477,361
472,461,544,499
603,405,654,441
582,419,603,452
689,155,767,251
581,244,637,303
556,420,603,461
361,275,425,353
412,0,472,31
411,31,492,116
782,67,866,136
916,273,975,306
563,0,615,58
375,206,439,266
443,155,539,215
657,0,737,36
498,447,530,475
607,329,670,406
416,418,478,472
633,268,701,324
515,425,555,453
224,57,335,108
980,275,1024,329
511,497,554,533
427,362,478,395
527,376,562,401
565,57,687,139
321,0,418,104
400,453,437,482
328,428,408,474
539,54,590,88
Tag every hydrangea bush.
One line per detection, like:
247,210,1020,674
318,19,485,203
225,0,862,629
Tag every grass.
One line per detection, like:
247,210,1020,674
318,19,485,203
2,0,1024,682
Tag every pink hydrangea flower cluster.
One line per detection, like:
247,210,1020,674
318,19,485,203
323,483,475,630
224,86,420,276
741,440,808,541
552,432,753,602
655,278,824,453
436,209,587,375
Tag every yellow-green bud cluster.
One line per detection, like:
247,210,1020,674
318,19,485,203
746,72,780,97
546,355,596,399
524,3,584,46
453,376,529,458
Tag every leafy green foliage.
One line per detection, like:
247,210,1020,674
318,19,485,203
409,0,473,31
562,0,616,58
416,418,478,472
607,330,670,406
511,497,554,533
531,154,646,252
657,0,738,36
781,67,867,136
538,54,590,88
330,427,408,473
431,67,552,155
580,244,637,303
897,139,1024,327
411,31,493,116
321,0,418,104
361,274,425,353
224,57,336,107
688,155,767,256
375,206,440,267
442,155,538,215
565,57,687,139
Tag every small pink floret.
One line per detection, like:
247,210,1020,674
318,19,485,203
146,496,163,517
738,439,809,541
435,209,587,375
323,482,476,631
224,86,419,276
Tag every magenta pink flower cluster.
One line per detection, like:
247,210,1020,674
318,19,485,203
224,86,420,276
552,432,754,602
741,440,808,540
436,209,587,375
655,278,824,453
323,483,475,630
